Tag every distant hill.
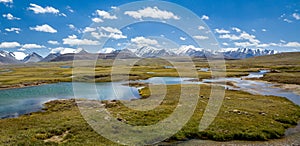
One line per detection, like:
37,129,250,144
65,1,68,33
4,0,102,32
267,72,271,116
22,52,43,63
230,52,300,66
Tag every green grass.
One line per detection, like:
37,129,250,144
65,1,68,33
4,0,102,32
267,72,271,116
1,84,299,145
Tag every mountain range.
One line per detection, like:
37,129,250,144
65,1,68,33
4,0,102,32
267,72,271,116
0,47,279,64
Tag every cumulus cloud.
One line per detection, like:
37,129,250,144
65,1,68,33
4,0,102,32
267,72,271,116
0,0,12,3
124,6,180,20
219,31,260,44
0,42,21,48
50,47,76,54
180,37,186,41
48,40,59,45
0,0,12,6
100,26,122,34
201,15,209,20
5,27,21,33
90,26,127,39
232,27,241,32
63,35,100,46
284,42,300,47
82,27,96,33
66,5,74,13
215,28,230,34
293,13,300,20
30,24,57,33
131,36,158,47
22,44,45,49
28,3,59,14
284,18,293,23
222,42,229,46
92,17,103,23
2,13,20,20
95,10,117,19
262,29,267,32
193,35,209,40
198,25,205,30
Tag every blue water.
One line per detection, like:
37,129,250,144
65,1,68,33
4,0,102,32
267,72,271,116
0,82,140,118
0,74,299,119
0,77,195,119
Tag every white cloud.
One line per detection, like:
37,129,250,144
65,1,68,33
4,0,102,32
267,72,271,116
219,34,240,40
48,40,59,45
100,26,122,33
240,31,260,44
5,27,21,33
131,36,158,47
292,13,300,20
0,0,12,3
284,18,293,23
193,35,209,40
201,15,209,20
2,13,20,20
28,3,59,14
124,6,180,20
222,42,229,46
220,31,260,44
22,44,45,49
0,42,21,48
262,29,267,32
111,6,117,10
66,5,74,13
91,32,127,40
95,10,117,19
90,27,127,39
215,28,230,34
30,24,57,33
284,42,300,47
180,37,186,41
63,35,100,46
50,47,76,54
92,17,103,23
280,40,286,43
232,27,241,32
68,24,75,30
198,25,205,30
83,27,96,33
234,41,256,47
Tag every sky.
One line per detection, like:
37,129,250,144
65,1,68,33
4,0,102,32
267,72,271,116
0,0,300,57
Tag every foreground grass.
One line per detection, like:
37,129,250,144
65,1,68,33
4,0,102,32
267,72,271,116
1,84,300,145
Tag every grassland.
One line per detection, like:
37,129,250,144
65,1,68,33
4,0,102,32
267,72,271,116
226,52,300,85
0,84,299,145
0,53,300,145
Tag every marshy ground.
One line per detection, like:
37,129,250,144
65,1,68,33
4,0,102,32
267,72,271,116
0,52,300,145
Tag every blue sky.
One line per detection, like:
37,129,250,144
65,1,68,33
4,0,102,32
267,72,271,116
0,0,300,57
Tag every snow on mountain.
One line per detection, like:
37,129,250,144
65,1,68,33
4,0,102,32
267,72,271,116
133,46,175,57
174,45,211,57
221,48,279,59
0,50,22,64
11,52,28,60
23,52,43,63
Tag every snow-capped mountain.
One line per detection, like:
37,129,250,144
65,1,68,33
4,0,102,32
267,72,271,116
99,48,116,54
22,52,43,63
133,46,175,57
0,51,22,64
174,45,212,57
11,52,28,60
220,48,279,59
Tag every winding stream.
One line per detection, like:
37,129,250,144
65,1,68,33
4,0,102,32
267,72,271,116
0,70,299,119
